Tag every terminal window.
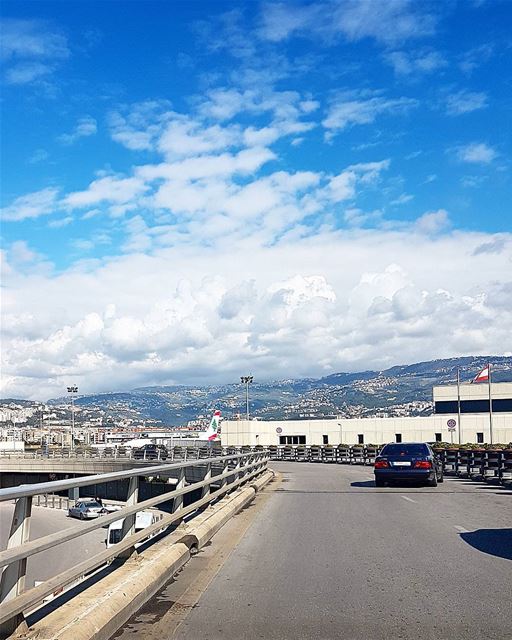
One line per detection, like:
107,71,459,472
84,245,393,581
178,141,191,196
435,399,512,414
477,432,484,443
435,433,442,442
279,435,306,445
395,433,402,443
323,435,329,444
358,434,364,444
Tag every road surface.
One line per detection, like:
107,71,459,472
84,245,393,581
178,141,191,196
115,462,512,640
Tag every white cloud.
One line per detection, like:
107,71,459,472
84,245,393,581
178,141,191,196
1,18,69,85
326,160,389,202
58,116,97,145
1,187,59,221
9,241,38,264
259,0,437,45
63,176,149,209
391,193,414,206
384,49,447,76
323,93,418,139
108,101,173,151
455,142,497,165
458,44,494,75
445,90,488,116
157,118,240,159
5,62,54,85
48,216,73,228
2,225,511,399
414,209,450,234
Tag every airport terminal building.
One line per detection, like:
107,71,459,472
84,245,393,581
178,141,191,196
222,382,512,446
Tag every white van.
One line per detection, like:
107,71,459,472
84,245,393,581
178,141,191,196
106,511,164,548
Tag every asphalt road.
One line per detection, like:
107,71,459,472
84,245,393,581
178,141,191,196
0,502,106,589
169,462,512,640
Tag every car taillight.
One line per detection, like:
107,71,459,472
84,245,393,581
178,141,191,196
414,460,432,469
375,459,389,469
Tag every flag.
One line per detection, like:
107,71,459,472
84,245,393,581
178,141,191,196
473,365,490,383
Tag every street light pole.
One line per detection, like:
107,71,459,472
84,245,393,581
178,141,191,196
240,376,253,420
67,386,78,450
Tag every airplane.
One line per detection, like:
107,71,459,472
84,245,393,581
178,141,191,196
198,410,222,442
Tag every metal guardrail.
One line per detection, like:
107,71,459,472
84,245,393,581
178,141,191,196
0,445,225,460
267,444,512,486
265,445,382,465
0,451,269,636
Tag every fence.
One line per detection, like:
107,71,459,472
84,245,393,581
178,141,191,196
0,445,224,461
0,450,269,637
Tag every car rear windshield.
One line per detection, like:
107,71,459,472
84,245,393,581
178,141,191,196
380,444,429,456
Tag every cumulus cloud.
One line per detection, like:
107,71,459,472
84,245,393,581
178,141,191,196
455,142,497,164
63,175,148,210
2,224,511,399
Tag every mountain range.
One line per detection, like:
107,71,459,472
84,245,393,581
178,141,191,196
44,356,512,426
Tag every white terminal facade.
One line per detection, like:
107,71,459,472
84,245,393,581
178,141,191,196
222,382,512,446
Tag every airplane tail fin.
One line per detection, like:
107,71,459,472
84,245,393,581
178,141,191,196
199,410,221,441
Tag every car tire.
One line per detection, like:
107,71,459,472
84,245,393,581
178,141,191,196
79,512,85,520
427,475,438,487
375,478,386,487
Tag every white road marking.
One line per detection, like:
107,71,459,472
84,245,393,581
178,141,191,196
400,496,417,503
454,525,469,533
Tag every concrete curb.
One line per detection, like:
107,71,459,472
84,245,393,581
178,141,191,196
13,470,274,640
18,540,190,640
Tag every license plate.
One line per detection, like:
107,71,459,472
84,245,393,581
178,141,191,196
393,461,411,467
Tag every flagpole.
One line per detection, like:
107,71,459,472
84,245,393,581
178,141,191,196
457,368,461,445
488,362,493,445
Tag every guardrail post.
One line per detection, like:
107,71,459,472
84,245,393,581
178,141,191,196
172,467,186,513
201,462,212,499
220,456,230,491
68,486,79,506
233,456,242,485
0,496,32,636
118,476,139,559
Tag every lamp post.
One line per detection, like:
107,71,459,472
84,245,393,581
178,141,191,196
338,422,343,446
240,375,253,420
67,386,78,450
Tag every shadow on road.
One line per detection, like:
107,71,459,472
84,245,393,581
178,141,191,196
460,529,512,561
350,481,375,487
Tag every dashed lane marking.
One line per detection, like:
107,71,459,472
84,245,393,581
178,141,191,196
400,495,417,503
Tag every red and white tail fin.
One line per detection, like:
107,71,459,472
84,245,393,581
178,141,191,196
199,410,221,441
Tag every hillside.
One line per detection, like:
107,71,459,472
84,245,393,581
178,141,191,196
43,356,512,425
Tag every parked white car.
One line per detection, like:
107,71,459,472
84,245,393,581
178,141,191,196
68,500,105,520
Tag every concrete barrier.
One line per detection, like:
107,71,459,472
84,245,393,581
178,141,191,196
12,469,274,640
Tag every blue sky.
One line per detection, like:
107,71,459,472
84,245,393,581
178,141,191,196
1,0,511,399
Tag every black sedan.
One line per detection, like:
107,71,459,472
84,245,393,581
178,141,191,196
374,443,443,487
133,444,168,460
